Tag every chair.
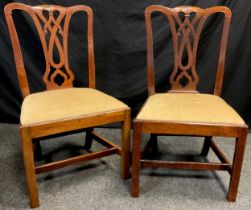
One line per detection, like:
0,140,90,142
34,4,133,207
5,3,130,208
131,5,248,202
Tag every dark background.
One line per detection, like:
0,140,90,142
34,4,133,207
0,0,251,126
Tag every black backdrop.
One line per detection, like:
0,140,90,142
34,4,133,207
0,0,251,126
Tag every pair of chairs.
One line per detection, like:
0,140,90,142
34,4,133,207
4,3,247,209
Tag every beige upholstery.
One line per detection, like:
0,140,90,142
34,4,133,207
136,93,245,125
21,88,128,125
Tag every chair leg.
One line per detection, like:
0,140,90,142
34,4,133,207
20,127,39,208
149,134,158,154
131,123,142,197
33,141,43,161
227,129,247,202
142,134,158,159
120,110,131,180
85,128,94,149
201,136,212,156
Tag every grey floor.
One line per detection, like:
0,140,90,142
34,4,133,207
0,123,251,210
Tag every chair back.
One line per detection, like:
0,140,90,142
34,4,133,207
145,6,231,95
5,3,95,98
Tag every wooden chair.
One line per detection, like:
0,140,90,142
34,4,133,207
5,3,130,208
131,5,248,202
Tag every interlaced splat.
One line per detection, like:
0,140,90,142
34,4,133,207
43,12,63,35
34,8,74,89
169,11,206,91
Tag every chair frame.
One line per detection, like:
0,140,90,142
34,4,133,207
5,3,130,208
131,5,248,202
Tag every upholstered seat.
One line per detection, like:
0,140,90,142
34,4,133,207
136,93,245,125
21,88,128,125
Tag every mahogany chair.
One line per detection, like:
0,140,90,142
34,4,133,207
131,5,248,202
5,3,130,208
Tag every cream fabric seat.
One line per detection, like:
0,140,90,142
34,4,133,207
136,93,245,125
21,88,128,125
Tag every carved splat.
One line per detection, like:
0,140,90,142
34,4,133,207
34,7,74,89
5,3,95,97
170,11,203,91
145,6,231,95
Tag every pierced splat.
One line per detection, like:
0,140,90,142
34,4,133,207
145,6,231,95
5,3,95,97
169,10,205,91
34,8,74,89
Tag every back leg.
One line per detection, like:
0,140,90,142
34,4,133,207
33,141,43,161
120,109,131,180
201,136,212,156
85,128,94,149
